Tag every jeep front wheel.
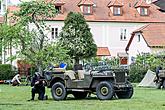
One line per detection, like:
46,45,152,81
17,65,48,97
96,81,114,100
116,83,133,99
51,82,67,101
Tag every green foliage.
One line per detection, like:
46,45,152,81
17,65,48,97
129,64,148,82
135,54,161,71
13,0,57,25
58,12,97,64
0,64,16,80
0,24,21,49
129,53,165,82
0,1,71,73
21,43,71,69
84,57,119,68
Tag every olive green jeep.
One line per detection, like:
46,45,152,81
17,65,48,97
44,68,133,100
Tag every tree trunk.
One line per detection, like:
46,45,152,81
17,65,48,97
37,61,43,76
74,58,79,65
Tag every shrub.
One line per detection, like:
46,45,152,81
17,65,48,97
129,64,148,83
0,64,16,80
129,53,165,83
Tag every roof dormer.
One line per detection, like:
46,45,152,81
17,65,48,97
78,0,94,15
135,0,150,16
54,0,65,14
107,0,123,16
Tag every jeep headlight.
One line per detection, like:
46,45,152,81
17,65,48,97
112,72,115,77
125,72,128,76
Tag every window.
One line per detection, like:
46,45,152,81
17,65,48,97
51,28,58,39
141,8,148,16
114,7,121,16
120,29,127,40
55,6,61,13
138,35,140,42
83,6,91,14
124,29,126,40
0,1,1,12
120,29,123,40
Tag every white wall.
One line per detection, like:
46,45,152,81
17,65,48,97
127,33,151,64
0,0,6,15
43,21,146,57
88,22,146,56
151,47,165,53
2,20,147,66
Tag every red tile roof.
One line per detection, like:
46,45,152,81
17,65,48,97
140,23,165,46
7,0,165,23
46,0,165,23
8,5,20,12
97,47,111,56
0,16,4,23
126,23,165,51
135,0,150,8
54,0,65,5
107,0,123,7
78,0,94,6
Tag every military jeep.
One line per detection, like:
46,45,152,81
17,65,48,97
44,67,133,100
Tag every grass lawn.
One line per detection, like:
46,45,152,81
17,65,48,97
0,84,165,110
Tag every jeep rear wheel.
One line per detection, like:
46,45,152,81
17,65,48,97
73,92,88,99
51,82,67,101
96,81,114,100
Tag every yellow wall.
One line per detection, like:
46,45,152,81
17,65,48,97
151,47,165,54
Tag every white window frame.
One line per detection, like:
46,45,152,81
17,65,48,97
83,5,91,14
51,28,58,39
114,7,121,16
141,8,148,16
138,35,140,42
120,29,127,41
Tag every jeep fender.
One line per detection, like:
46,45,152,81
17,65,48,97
90,77,115,89
49,77,65,88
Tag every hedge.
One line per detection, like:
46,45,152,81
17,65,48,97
129,64,148,83
0,64,17,80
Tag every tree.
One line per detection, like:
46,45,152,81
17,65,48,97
0,0,70,75
58,12,97,65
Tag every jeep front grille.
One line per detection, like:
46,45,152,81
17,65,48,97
115,71,126,83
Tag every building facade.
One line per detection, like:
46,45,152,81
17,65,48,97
126,23,165,64
2,0,165,66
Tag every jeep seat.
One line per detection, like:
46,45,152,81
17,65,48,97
77,70,85,80
53,68,66,72
65,70,76,80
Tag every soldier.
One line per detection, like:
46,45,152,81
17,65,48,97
11,74,21,86
28,72,46,101
155,65,162,82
